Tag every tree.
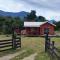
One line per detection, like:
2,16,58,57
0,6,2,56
27,10,37,21
0,16,6,34
36,16,46,22
55,21,60,30
0,16,24,34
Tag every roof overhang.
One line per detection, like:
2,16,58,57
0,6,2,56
24,21,56,27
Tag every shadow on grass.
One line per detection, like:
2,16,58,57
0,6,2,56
0,48,22,57
11,48,35,60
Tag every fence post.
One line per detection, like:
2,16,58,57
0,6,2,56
19,27,21,48
52,41,55,56
19,30,21,48
47,37,50,49
45,33,49,52
12,26,21,49
12,35,16,50
12,27,16,50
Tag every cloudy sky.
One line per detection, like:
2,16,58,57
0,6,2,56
0,0,60,21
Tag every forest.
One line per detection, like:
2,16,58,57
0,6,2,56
0,10,59,34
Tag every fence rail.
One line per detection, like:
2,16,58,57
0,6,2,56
46,38,60,60
0,37,21,51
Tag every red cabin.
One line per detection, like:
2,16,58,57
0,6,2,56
24,22,56,36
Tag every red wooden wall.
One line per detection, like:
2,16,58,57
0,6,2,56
24,23,55,36
40,23,55,35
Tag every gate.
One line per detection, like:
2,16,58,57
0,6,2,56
0,27,21,51
45,32,60,60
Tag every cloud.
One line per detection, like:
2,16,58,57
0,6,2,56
0,0,60,21
16,0,60,12
0,0,24,12
14,0,60,21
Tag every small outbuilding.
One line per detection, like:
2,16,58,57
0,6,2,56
24,21,56,36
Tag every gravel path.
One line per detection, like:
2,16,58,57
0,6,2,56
22,53,37,60
0,50,26,60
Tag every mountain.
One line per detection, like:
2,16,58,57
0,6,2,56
0,10,28,19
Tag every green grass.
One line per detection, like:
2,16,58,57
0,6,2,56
10,37,45,60
0,35,12,40
0,48,23,57
21,36,60,60
51,37,60,48
0,35,60,60
21,36,45,52
35,37,60,60
35,52,50,60
11,48,35,60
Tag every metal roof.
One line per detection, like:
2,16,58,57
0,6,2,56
24,22,56,27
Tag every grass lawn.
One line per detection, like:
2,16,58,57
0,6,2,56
21,36,60,52
0,35,12,40
21,36,45,52
11,36,60,60
11,36,45,60
51,37,60,48
0,35,60,60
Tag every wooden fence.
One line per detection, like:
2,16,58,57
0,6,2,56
45,36,60,60
0,37,21,51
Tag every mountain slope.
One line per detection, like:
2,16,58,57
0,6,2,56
0,10,28,19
